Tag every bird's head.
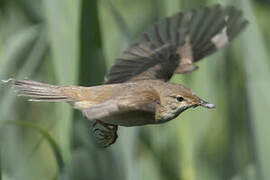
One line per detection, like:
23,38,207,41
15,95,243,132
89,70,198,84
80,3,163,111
155,82,215,123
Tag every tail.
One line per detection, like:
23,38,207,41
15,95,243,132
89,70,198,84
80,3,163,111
3,79,71,102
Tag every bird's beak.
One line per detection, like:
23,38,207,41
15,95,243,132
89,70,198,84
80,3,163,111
199,99,215,109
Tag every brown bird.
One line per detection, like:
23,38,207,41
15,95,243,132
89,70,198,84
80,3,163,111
4,4,248,147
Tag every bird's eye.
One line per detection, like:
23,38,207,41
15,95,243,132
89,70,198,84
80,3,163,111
177,96,184,102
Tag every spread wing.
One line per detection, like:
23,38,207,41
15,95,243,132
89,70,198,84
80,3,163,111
105,4,248,84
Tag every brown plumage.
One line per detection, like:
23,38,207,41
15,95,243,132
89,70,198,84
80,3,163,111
4,4,248,147
10,79,211,125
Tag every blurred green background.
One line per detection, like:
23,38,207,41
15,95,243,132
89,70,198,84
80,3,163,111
0,0,270,179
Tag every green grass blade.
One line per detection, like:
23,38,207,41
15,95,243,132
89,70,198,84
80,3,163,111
102,0,132,40
0,28,47,120
0,147,1,180
0,25,40,80
43,0,81,164
79,0,106,85
43,0,80,84
1,120,67,180
239,1,270,179
14,0,44,23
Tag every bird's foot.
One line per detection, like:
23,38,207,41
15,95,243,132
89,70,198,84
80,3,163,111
92,120,118,148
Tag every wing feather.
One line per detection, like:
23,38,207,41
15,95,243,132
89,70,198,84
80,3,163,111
105,4,248,83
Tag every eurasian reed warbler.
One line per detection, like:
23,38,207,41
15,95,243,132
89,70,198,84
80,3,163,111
3,4,248,147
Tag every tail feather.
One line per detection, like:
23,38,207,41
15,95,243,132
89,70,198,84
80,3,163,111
4,79,71,102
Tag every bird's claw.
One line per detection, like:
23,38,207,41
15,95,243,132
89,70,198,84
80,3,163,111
92,120,118,148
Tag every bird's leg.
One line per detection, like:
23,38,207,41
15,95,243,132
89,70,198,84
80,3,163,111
92,120,118,148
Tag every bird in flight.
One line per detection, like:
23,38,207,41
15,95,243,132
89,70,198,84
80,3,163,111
4,4,248,147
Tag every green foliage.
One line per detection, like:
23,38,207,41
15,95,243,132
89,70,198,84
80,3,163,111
0,0,269,180
1,120,67,180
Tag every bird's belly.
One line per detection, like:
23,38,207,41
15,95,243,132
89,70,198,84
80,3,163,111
101,111,156,127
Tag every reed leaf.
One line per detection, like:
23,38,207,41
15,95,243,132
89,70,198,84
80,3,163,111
43,0,81,164
1,120,67,180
